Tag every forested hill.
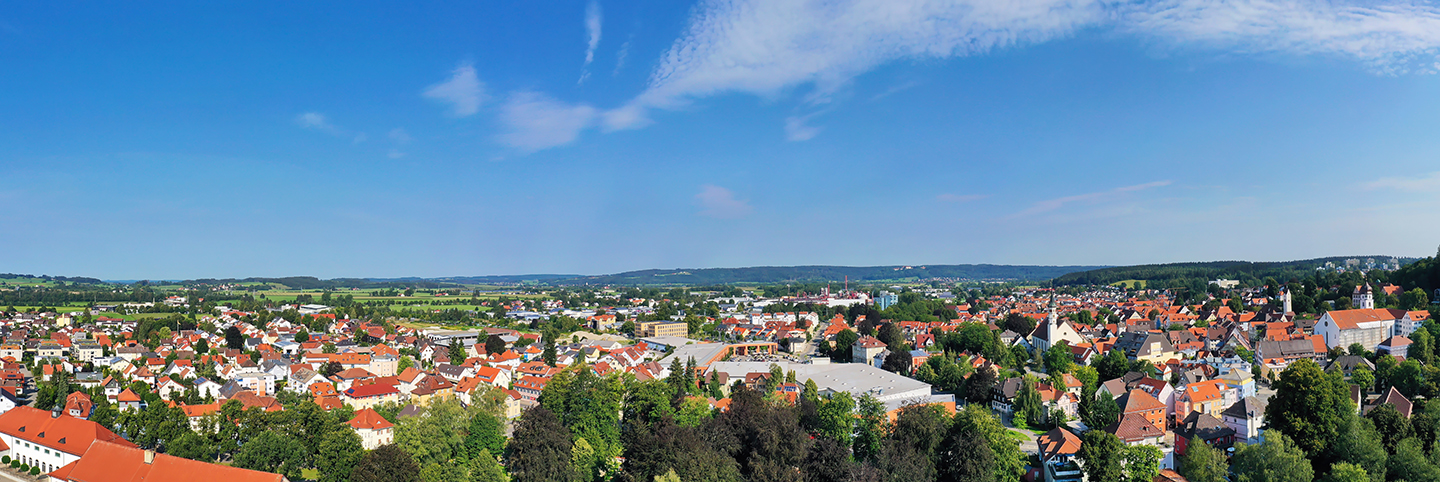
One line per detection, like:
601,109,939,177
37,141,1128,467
1051,256,1414,286
542,264,1107,285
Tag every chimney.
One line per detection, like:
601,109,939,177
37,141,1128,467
143,450,155,465
51,407,61,419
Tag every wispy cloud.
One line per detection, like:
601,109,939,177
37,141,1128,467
1014,180,1173,217
696,185,753,219
937,193,987,203
496,0,1440,152
295,112,343,135
579,1,603,84
614,39,631,76
1362,171,1440,192
497,91,598,152
389,128,412,144
784,115,821,142
424,63,485,117
388,149,406,159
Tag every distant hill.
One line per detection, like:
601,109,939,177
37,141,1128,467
544,264,1107,286
1051,256,1415,286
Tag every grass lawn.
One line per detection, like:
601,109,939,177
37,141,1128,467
1004,430,1029,442
1111,279,1147,289
301,468,320,479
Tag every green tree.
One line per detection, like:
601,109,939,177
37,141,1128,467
315,429,365,482
1323,463,1371,482
1265,358,1351,458
817,392,855,446
1387,437,1440,481
485,334,507,355
1123,445,1162,482
1324,415,1387,482
832,329,859,363
508,407,578,482
1402,288,1431,311
1366,403,1413,453
448,342,467,363
294,328,310,344
1083,391,1121,430
936,419,994,482
1351,367,1375,395
852,393,886,462
1094,348,1130,381
351,445,421,482
1043,343,1073,374
1230,430,1313,482
224,326,244,349
1076,430,1123,482
233,431,307,480
952,404,1022,482
1178,437,1229,482
463,411,507,460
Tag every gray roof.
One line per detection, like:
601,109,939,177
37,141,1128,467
1221,396,1267,419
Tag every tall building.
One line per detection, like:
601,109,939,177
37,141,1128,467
875,292,898,310
1353,284,1375,310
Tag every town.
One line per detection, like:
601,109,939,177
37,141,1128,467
0,255,1434,482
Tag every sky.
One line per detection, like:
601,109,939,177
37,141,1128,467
2,0,1440,280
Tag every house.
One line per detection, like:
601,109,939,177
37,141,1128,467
1178,380,1234,419
1366,386,1413,418
1115,389,1167,430
0,407,136,475
1104,412,1165,446
1255,337,1325,366
1326,355,1377,376
1175,411,1236,455
851,336,887,365
1030,303,1087,353
347,408,395,450
1221,396,1267,443
1035,427,1084,482
342,384,401,410
47,439,286,482
116,389,143,412
1218,370,1256,399
1378,336,1412,358
1112,331,1177,364
990,377,1025,415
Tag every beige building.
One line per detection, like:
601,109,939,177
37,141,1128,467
348,408,395,450
638,321,689,338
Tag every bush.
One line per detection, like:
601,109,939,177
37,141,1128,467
18,463,28,471
9,460,18,468
2,455,9,464
28,467,38,475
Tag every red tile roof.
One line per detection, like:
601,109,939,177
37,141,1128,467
0,407,134,456
49,439,283,482
348,408,394,431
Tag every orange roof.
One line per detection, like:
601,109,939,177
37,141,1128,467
1121,389,1166,413
1184,380,1225,403
116,389,141,403
1327,309,1407,330
49,439,283,482
347,408,394,431
180,403,221,418
0,407,135,456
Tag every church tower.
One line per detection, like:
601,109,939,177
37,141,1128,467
1352,284,1374,310
1281,289,1292,313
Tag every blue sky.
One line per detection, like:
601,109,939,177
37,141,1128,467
3,0,1440,279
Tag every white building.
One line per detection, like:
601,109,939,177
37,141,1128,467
0,407,134,475
1315,309,1414,350
347,408,394,450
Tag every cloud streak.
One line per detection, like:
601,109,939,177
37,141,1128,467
580,1,603,84
424,63,485,117
1014,180,1172,217
497,91,599,152
1362,171,1440,192
696,185,754,219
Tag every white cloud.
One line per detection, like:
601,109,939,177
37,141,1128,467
295,112,346,136
696,184,754,219
497,91,599,152
424,63,485,117
614,39,631,75
389,128,412,144
494,0,1440,152
1014,180,1172,217
1362,171,1440,192
937,193,987,202
388,149,406,159
580,1,603,84
784,115,821,141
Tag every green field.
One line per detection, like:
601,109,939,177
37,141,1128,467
1110,279,1148,289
